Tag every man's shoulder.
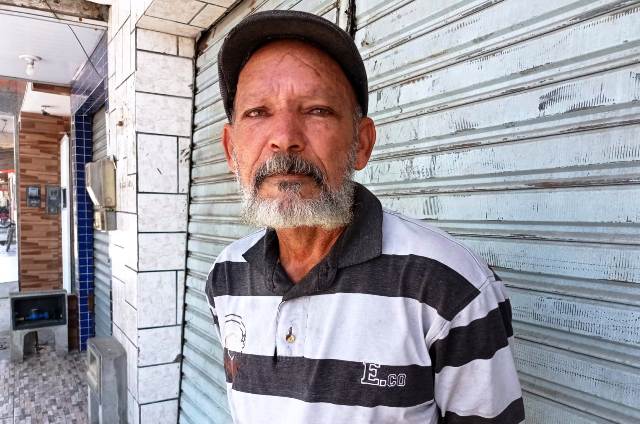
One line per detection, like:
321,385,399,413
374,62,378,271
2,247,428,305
208,228,266,274
381,209,492,288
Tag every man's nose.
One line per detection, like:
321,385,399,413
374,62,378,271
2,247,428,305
267,112,305,153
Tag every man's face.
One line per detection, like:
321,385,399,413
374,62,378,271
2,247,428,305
222,40,375,229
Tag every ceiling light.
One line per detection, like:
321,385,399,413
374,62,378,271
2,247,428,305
19,55,41,77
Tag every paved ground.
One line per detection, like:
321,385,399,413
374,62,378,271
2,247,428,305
0,228,87,423
0,334,88,424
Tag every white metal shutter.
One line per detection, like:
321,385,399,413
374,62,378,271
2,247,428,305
92,108,112,337
180,1,341,423
353,0,640,422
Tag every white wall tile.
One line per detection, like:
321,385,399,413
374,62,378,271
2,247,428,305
178,37,194,58
124,332,139,398
146,0,204,24
137,134,177,193
108,0,119,42
137,271,176,328
111,277,125,330
118,0,131,32
112,323,125,346
138,233,186,271
108,38,116,78
137,15,201,38
178,137,190,193
137,363,180,404
136,51,193,97
107,75,117,113
130,17,137,74
140,399,178,424
123,299,138,345
124,76,137,175
114,29,123,86
176,271,185,325
111,212,138,270
111,243,138,308
122,18,132,81
190,4,225,28
201,0,235,6
128,390,140,424
116,160,137,213
136,92,192,137
138,194,187,232
106,102,118,157
138,326,181,366
131,0,149,27
113,75,136,170
137,29,177,55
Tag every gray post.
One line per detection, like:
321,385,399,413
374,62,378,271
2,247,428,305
87,337,127,424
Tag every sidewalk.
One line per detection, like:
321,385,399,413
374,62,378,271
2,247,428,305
0,337,87,424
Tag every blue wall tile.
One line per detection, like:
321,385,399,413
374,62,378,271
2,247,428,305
70,32,108,351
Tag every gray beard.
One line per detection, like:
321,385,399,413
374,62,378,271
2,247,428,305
234,151,356,230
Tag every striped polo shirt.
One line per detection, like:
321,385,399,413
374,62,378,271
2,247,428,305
205,183,524,423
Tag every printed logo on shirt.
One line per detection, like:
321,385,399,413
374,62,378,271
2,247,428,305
224,314,246,356
224,314,246,381
360,363,407,387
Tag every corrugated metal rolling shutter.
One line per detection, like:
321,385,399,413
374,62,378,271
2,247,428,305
353,0,640,423
92,108,112,338
180,1,341,422
182,0,640,423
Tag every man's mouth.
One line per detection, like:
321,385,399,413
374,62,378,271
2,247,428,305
251,153,326,190
255,170,323,188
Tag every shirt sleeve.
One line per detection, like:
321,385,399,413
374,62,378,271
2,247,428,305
205,262,222,343
429,275,525,423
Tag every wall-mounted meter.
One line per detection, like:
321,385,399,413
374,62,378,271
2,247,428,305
26,186,40,207
85,158,117,231
46,186,61,214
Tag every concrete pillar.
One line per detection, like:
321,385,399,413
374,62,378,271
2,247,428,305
106,1,193,422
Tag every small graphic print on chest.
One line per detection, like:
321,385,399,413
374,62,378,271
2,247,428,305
224,314,246,355
361,363,407,387
224,314,246,381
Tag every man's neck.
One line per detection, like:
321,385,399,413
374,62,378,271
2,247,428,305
276,226,346,284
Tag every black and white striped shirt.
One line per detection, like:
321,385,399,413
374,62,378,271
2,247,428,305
206,183,524,423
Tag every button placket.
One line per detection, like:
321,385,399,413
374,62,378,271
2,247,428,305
275,298,307,357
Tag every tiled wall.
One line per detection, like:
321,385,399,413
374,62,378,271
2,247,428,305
106,1,195,422
70,33,108,351
17,113,69,291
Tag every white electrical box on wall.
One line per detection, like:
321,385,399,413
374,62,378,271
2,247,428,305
85,158,116,231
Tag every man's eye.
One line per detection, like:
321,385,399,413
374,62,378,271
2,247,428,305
308,107,332,116
244,109,266,118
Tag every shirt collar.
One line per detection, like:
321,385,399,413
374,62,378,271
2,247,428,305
242,182,383,297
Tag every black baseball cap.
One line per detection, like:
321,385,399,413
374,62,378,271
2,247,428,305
217,10,368,121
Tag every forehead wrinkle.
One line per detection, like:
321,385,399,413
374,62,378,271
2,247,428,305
273,51,323,79
236,40,357,110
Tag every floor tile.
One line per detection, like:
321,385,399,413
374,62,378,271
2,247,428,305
0,344,86,424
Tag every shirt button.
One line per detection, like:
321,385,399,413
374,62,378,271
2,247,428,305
285,327,295,343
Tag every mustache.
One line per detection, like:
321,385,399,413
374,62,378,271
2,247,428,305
253,153,326,189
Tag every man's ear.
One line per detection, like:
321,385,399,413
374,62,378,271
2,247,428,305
222,122,237,174
354,117,377,171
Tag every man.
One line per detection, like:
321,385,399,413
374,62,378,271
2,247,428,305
206,10,524,424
